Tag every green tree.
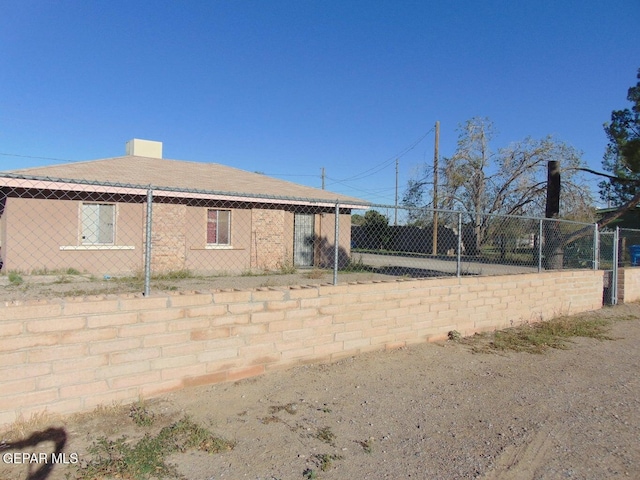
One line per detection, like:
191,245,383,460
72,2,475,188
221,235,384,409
599,68,640,206
357,210,391,250
351,213,365,226
352,210,389,227
362,210,389,228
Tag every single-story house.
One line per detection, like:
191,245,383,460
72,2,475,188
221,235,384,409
0,139,369,276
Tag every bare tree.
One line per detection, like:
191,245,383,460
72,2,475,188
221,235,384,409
404,117,593,253
440,117,493,251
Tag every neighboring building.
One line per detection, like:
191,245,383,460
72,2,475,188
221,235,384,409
0,139,368,276
596,206,640,230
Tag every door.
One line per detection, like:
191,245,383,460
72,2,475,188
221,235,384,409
294,213,315,267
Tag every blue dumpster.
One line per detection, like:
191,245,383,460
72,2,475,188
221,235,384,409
630,245,640,266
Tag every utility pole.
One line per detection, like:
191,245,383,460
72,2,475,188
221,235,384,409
394,158,399,226
544,160,562,270
432,121,440,256
545,160,560,219
321,167,325,190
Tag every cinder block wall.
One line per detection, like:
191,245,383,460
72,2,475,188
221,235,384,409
617,267,640,303
0,270,604,427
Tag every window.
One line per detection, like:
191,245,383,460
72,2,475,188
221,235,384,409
207,209,231,245
81,203,115,245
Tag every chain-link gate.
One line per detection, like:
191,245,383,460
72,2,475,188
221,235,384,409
599,230,617,305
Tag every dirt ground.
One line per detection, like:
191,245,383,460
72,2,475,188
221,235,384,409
0,270,394,303
2,304,640,480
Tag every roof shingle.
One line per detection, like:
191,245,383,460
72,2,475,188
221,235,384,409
5,156,368,206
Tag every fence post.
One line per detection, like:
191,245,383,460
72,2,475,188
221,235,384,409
144,188,153,296
593,223,599,270
538,219,543,272
456,212,462,277
611,227,619,305
333,201,340,285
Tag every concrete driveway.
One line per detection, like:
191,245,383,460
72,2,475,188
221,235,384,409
354,252,539,277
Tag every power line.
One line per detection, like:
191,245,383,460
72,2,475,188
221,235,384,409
0,152,80,163
328,127,436,184
258,173,319,178
324,176,399,201
2,126,437,203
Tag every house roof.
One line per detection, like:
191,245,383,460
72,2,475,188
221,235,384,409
596,206,640,214
1,156,369,208
596,205,640,229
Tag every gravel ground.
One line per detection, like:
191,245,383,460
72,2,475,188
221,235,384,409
2,304,639,480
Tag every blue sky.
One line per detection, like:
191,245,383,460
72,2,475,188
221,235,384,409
1,0,638,207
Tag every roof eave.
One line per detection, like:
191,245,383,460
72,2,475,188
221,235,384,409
0,175,371,210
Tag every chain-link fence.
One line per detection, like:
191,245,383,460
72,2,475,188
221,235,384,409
0,174,608,301
597,227,640,305
616,227,640,267
596,227,640,269
0,174,360,300
352,205,598,277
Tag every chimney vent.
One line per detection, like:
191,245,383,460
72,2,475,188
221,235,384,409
126,139,163,158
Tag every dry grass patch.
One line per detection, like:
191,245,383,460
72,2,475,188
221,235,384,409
0,410,61,442
70,416,234,480
453,312,620,354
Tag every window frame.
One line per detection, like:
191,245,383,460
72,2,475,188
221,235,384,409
206,209,232,247
80,202,116,246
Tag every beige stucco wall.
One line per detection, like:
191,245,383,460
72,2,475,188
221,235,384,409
184,206,253,274
146,204,285,275
316,211,351,268
2,197,144,275
1,197,354,276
